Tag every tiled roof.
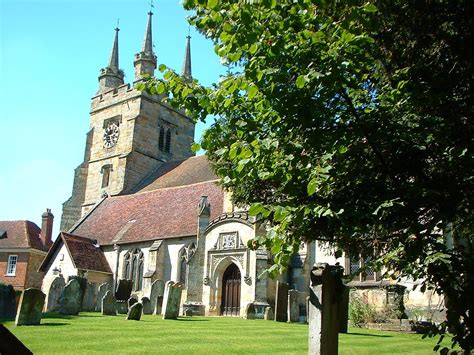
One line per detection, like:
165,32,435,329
71,181,224,245
133,155,218,193
0,220,49,252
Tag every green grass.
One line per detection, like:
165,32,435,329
2,312,450,354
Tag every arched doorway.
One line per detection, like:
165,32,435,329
220,263,241,316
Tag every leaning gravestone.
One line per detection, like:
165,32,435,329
275,281,289,322
95,283,111,312
101,290,116,316
82,282,98,312
67,276,87,304
0,284,17,320
244,303,256,320
141,297,152,315
162,281,182,319
59,279,82,315
45,275,65,312
126,302,143,321
150,279,165,314
116,301,128,314
128,296,138,309
15,288,45,326
115,279,133,301
264,306,274,320
288,289,299,322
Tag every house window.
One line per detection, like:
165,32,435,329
158,126,165,151
101,164,112,188
346,254,378,282
6,255,18,276
123,249,144,291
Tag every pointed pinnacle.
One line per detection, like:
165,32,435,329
108,27,120,70
182,35,192,81
141,11,154,54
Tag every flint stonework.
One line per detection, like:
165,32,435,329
288,289,299,323
0,284,17,320
115,279,133,301
59,279,82,315
275,281,289,322
264,306,274,320
141,297,152,314
102,290,116,316
15,288,45,326
244,303,256,320
162,281,182,319
95,283,111,312
126,302,143,321
45,275,65,312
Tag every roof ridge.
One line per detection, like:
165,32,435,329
112,179,220,198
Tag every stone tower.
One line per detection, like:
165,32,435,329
61,13,195,231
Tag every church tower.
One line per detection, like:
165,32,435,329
61,13,195,231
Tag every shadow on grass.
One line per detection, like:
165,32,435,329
42,313,73,320
346,332,393,338
174,318,210,322
40,323,68,326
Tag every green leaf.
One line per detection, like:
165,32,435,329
208,0,218,9
248,203,264,216
248,85,258,99
295,75,307,89
158,64,166,72
307,178,318,196
363,3,378,12
191,142,201,153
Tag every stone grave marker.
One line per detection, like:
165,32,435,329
101,290,116,316
15,288,45,326
95,283,111,312
141,297,152,315
150,279,165,314
128,296,138,309
82,282,98,312
115,279,133,301
0,284,17,320
183,307,193,317
244,303,256,320
154,296,164,315
67,276,87,303
287,289,299,322
45,275,65,312
338,286,349,333
116,300,128,314
264,306,274,320
274,281,289,322
59,279,82,315
162,281,182,319
126,302,143,321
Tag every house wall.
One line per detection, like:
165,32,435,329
0,250,29,290
42,242,77,295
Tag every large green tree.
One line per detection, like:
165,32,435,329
142,0,473,351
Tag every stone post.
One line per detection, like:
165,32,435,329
308,263,344,355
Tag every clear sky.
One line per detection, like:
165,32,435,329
0,0,224,239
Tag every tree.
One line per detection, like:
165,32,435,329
141,1,473,351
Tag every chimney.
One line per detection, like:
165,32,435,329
41,208,54,247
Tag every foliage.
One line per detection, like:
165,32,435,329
141,0,473,351
349,295,377,326
3,312,458,354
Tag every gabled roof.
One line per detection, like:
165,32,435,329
0,220,49,252
39,232,112,274
132,155,218,193
71,180,224,246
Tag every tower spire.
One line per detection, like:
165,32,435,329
134,11,157,80
98,25,124,94
181,33,192,82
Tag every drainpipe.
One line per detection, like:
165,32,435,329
113,244,121,291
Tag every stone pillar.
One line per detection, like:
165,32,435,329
338,285,349,333
308,263,344,355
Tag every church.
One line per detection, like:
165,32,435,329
39,11,438,319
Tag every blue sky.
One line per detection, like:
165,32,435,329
0,0,224,238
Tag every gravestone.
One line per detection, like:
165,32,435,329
287,289,299,322
162,281,182,319
338,286,349,333
183,307,193,317
95,283,111,312
264,306,274,320
67,276,87,303
0,324,33,354
308,263,344,355
59,279,82,315
154,296,164,315
274,281,289,322
45,275,65,312
141,297,152,315
101,290,116,316
244,303,256,320
150,279,165,314
0,284,17,320
126,302,143,321
128,296,138,309
115,279,133,301
82,282,98,311
116,300,128,314
15,288,45,326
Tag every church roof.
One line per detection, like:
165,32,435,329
71,180,224,246
39,232,112,274
132,155,218,193
0,220,49,252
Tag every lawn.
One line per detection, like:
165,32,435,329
2,313,448,354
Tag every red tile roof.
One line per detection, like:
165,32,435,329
0,220,49,252
71,181,224,246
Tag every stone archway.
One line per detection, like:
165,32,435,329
220,263,241,316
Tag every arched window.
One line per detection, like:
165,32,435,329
158,126,165,151
165,129,171,153
179,255,187,288
122,249,144,291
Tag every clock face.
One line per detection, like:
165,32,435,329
103,122,119,148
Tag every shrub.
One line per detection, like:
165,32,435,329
349,295,377,326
